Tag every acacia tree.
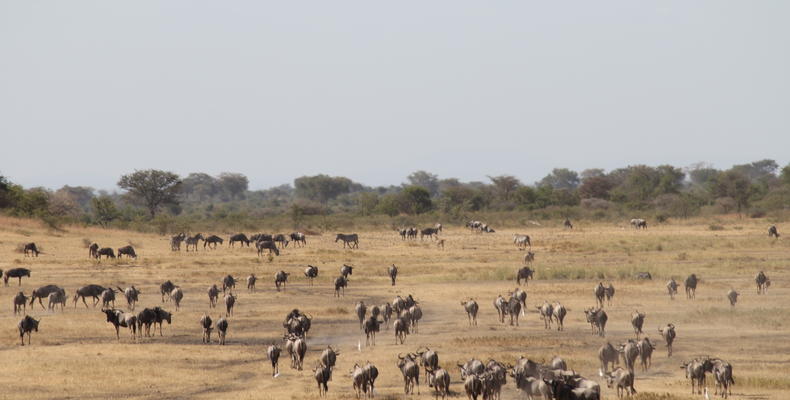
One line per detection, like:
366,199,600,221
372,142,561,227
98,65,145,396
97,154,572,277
118,170,182,218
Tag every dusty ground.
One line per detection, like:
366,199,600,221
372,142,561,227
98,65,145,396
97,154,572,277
0,215,788,399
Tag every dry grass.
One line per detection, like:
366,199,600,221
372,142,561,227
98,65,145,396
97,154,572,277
0,216,788,399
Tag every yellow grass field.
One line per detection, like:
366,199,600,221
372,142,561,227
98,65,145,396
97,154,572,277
0,215,788,399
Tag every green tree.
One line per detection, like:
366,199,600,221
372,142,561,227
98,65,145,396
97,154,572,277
782,164,790,186
406,171,440,197
218,172,249,200
578,176,613,199
712,171,752,213
118,169,182,218
398,186,433,215
91,196,119,226
294,175,352,204
181,173,218,201
488,175,521,202
355,192,379,216
539,168,580,190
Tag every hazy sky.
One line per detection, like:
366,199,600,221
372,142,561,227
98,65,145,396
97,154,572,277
1,1,788,191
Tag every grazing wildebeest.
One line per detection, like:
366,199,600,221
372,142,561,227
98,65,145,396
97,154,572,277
304,265,319,285
222,275,236,293
524,251,535,265
388,264,398,286
630,218,647,229
564,218,573,229
684,274,698,299
712,358,734,398
681,357,714,395
160,280,176,302
18,315,39,345
117,245,137,259
256,240,280,257
619,340,639,373
340,264,353,278
250,233,272,243
247,274,257,292
606,367,636,398
768,225,780,238
394,316,410,344
364,315,382,346
23,242,40,257
594,283,606,308
267,344,281,377
605,284,615,305
117,286,140,310
185,233,204,251
200,314,213,343
216,317,228,345
14,291,28,314
409,304,423,333
334,276,348,297
658,324,676,356
356,301,367,330
637,337,655,371
203,235,223,249
397,353,420,394
517,266,534,285
584,307,608,337
4,268,31,286
667,278,679,300
224,293,236,316
171,287,183,311
336,233,359,249
208,284,220,308
89,243,99,258
275,271,290,292
100,288,116,308
73,284,108,308
513,234,531,250
462,299,479,326
553,302,567,331
727,289,739,306
314,364,332,397
103,308,137,340
427,367,450,400
95,247,115,259
229,233,250,247
29,285,64,310
537,301,554,330
631,311,646,338
290,232,306,247
170,233,186,251
48,290,67,311
599,342,620,373
273,234,290,248
494,294,508,324
420,227,440,240
755,271,769,294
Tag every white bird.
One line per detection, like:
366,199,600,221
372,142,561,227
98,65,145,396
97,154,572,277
357,340,362,352
704,387,710,400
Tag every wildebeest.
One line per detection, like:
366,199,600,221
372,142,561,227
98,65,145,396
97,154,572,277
462,299,479,326
224,293,236,316
427,367,450,400
409,304,423,333
171,287,183,311
420,227,440,240
594,283,606,308
216,317,228,345
137,308,157,337
363,362,379,396
23,242,40,257
14,291,28,314
117,286,140,310
355,301,367,330
222,275,236,293
103,308,138,340
320,345,339,372
394,315,410,344
631,311,645,338
553,302,567,331
537,301,554,330
511,367,552,400
314,364,332,397
388,264,398,286
604,284,615,305
100,288,116,308
256,240,280,257
351,363,369,398
564,218,573,229
605,367,636,397
229,233,250,247
273,234,290,248
397,353,420,394
340,264,354,278
635,271,652,280
416,347,439,383
4,268,31,286
768,225,780,238
89,243,99,258
712,358,734,398
153,307,172,336
335,233,359,249
283,309,312,338
514,288,527,315
684,274,698,299
584,307,608,337
681,357,714,395
170,233,186,251
667,278,679,300
200,314,213,343
160,280,176,302
250,233,273,243
464,374,483,400
267,344,281,377
117,245,137,259
524,251,535,265
458,358,485,379
392,295,407,315
381,303,393,329
364,315,382,346
516,266,534,285
246,274,257,292
275,271,290,292
755,271,769,294
658,324,676,356
95,247,115,259
726,289,739,306
203,235,223,249
30,285,64,310
185,233,204,251
630,218,647,229
286,334,307,370
304,265,319,285
73,284,108,308
636,337,655,371
290,232,307,247
208,284,220,308
48,290,67,311
513,234,531,249
494,295,508,324
507,295,521,326
599,342,620,373
619,340,639,373
334,276,348,297
18,315,39,345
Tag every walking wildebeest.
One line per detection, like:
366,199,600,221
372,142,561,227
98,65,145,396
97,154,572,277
103,308,137,340
755,271,770,294
267,344,281,377
229,233,250,247
462,299,479,326
397,353,420,394
14,292,28,314
247,274,257,292
203,235,223,249
200,314,213,343
95,247,115,259
605,283,615,305
314,363,332,397
356,301,367,330
727,289,739,306
341,264,353,278
605,367,636,398
595,282,606,308
290,232,306,247
224,293,236,316
658,324,676,357
394,316,410,344
208,284,220,308
118,286,140,310
364,315,382,346
23,242,40,257
18,315,39,345
420,227,440,240
117,245,137,259
564,218,573,229
216,317,228,345
537,301,553,330
584,307,608,337
256,240,280,257
4,267,31,286
335,233,359,249
48,290,67,311
768,225,780,238
685,274,698,299
334,276,348,297
273,234,290,248
667,278,679,300
222,275,236,293
73,284,108,308
553,302,567,331
170,233,186,251
29,285,64,310
516,266,534,285
631,311,646,338
171,287,183,310
599,342,620,373
89,243,99,258
524,251,535,265
681,357,714,395
100,288,116,308
388,264,398,286
304,265,319,285
637,337,655,371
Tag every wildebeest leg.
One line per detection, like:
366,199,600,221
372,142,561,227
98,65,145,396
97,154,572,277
115,325,120,340
38,297,45,310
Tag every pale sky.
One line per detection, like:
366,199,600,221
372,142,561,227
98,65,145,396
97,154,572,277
1,1,788,191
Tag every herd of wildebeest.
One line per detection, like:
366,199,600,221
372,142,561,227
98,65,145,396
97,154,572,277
6,220,784,399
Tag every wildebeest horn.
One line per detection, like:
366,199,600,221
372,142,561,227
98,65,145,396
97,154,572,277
398,353,404,359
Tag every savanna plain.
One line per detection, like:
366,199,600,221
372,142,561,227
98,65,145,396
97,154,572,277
0,216,788,400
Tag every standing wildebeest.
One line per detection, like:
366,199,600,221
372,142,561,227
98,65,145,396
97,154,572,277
524,251,535,265
4,268,31,286
200,314,213,343
283,309,312,338
314,364,332,397
605,283,615,305
340,264,354,278
464,374,483,400
397,353,420,395
389,264,398,286
320,345,339,373
18,315,40,345
216,317,228,345
712,358,734,398
170,233,186,251
658,324,676,356
351,363,369,398
420,227,440,240
73,284,108,308
684,274,698,299
768,225,780,238
29,285,64,310
203,235,223,249
334,276,348,297
247,274,257,292
208,284,220,308
537,301,554,330
14,292,28,314
355,301,367,330
222,275,236,293
428,367,450,400
267,344,281,377
416,347,439,383
286,335,307,370
89,243,99,258
727,289,739,306
171,287,184,311
631,311,646,338
619,340,639,373
228,233,250,247
585,307,608,337
95,247,115,260
381,303,393,329
564,218,573,229
160,280,176,302
304,265,319,285
273,234,290,248
594,282,606,308
637,337,655,371
23,242,40,257
224,293,236,316
394,315,410,345
494,295,508,324
599,342,620,373
513,234,531,250
517,266,534,285
290,232,307,247
606,367,636,398
117,245,137,259
100,288,116,308
364,315,382,346
409,304,423,333
118,286,140,310
513,288,527,315
553,302,567,331
256,240,280,257
507,295,521,326
103,308,138,340
681,357,714,395
153,307,172,336
630,218,647,229
48,290,67,311
667,278,679,300
462,299,479,326
755,271,770,294
336,233,359,249
185,233,204,251
275,271,290,292
137,308,158,337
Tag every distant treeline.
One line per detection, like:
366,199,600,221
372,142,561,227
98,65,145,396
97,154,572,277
1,159,789,233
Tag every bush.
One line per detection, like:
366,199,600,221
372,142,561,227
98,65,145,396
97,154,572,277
709,224,725,231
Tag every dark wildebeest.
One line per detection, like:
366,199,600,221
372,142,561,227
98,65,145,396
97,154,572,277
461,299,479,326
619,340,639,374
681,357,714,395
351,363,369,398
152,306,172,336
18,315,40,345
267,344,281,377
89,243,99,258
388,264,398,286
416,347,439,384
631,310,646,338
185,233,204,251
637,337,655,371
595,282,606,308
225,293,236,316
160,280,176,302
397,353,420,394
516,266,534,285
420,227,440,240
524,251,535,265
553,302,567,331
100,288,116,309
290,232,307,247
564,218,573,229
507,294,522,326
23,242,40,257
585,307,608,337
712,358,734,398
314,364,332,397
341,264,353,279
304,265,319,285
29,285,64,310
170,233,186,251
768,225,780,238
208,284,220,308
394,316,410,345
273,234,290,248
319,345,339,372
200,314,213,343
685,274,698,299
103,308,138,340
247,274,257,292
14,291,28,314
335,233,359,249
256,240,280,257
494,295,508,324
73,284,108,308
137,308,157,337
95,247,115,259
216,317,228,345
203,235,223,249
229,233,250,247
4,268,31,286
727,289,739,306
275,271,290,292
222,275,236,293
117,286,140,310
334,276,348,297
364,315,382,346
117,245,137,259
658,324,676,357
605,283,615,306
356,301,367,330
755,271,769,294
667,278,679,300
599,342,620,373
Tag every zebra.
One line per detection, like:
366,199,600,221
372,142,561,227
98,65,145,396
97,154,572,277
170,233,186,251
185,233,204,251
335,233,359,249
